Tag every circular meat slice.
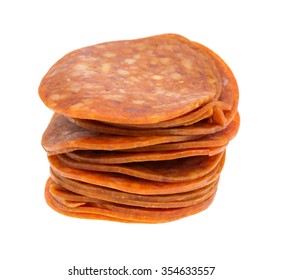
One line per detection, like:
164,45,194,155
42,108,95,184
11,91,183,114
42,113,200,155
50,169,218,209
64,41,239,135
45,178,217,223
68,108,213,132
45,180,132,223
120,113,240,152
194,42,239,124
64,145,226,164
39,34,220,124
54,151,224,183
48,152,225,195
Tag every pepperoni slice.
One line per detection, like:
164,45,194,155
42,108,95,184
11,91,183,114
39,34,221,124
50,169,218,209
42,113,202,155
53,152,223,183
48,152,225,195
45,177,217,223
39,34,239,223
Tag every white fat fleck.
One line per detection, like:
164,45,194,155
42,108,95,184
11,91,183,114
73,63,91,71
104,94,124,101
164,92,181,99
48,69,60,77
150,58,158,65
170,72,183,80
160,57,170,64
117,69,129,75
50,94,64,101
69,82,82,92
77,55,87,60
132,99,146,105
223,78,229,86
155,87,165,94
130,76,139,82
82,84,102,91
152,75,163,80
84,56,99,62
180,88,192,94
95,44,106,49
83,99,94,105
103,51,116,58
70,103,84,110
136,44,146,51
179,99,189,104
181,59,193,70
124,58,136,65
101,63,111,74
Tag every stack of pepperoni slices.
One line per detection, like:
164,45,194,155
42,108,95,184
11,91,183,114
39,34,239,223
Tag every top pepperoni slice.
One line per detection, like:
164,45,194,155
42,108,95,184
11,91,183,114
39,34,220,124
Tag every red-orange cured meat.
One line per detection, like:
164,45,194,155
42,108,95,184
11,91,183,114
39,33,240,223
68,106,215,131
121,113,239,153
63,145,227,164
50,169,218,209
67,39,238,131
45,178,217,223
39,34,222,124
48,152,225,195
54,151,224,183
65,113,239,165
42,113,201,155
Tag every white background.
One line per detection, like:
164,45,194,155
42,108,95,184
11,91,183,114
1,0,281,279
